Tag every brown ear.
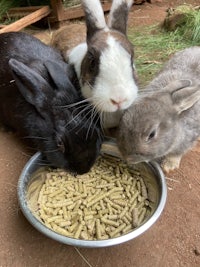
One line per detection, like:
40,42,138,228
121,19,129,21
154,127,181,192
107,0,133,35
81,0,107,42
171,83,200,114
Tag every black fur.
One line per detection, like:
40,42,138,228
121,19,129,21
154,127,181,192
0,32,103,174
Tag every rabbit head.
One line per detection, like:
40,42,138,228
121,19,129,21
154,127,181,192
68,0,138,121
8,58,103,174
117,79,200,164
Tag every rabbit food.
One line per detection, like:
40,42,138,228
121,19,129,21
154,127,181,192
27,155,157,240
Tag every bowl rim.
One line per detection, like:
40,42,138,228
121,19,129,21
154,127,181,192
17,151,167,248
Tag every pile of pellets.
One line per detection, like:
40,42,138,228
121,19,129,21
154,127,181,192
27,155,155,240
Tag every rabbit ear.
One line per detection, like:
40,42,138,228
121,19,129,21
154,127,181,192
9,58,53,116
170,82,200,114
163,79,192,93
81,0,107,41
44,60,75,92
108,0,133,34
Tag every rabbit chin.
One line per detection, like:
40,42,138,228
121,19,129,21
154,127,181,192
126,154,151,165
101,110,123,129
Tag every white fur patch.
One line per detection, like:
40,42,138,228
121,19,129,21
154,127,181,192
67,43,87,79
84,35,138,112
82,0,107,29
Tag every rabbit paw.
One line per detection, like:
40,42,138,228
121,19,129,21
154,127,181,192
161,155,182,173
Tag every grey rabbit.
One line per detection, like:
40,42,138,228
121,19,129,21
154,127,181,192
0,32,103,174
117,46,200,172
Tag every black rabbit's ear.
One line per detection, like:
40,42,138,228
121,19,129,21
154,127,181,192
108,0,133,35
9,58,53,116
44,60,75,92
81,0,107,41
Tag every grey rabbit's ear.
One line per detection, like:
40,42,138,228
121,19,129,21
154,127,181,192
81,0,107,41
44,60,75,91
172,84,200,114
163,79,192,93
9,58,53,116
165,80,200,114
108,0,134,34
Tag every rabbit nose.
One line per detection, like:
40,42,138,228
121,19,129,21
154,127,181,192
110,98,126,109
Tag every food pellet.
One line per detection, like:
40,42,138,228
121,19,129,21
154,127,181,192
27,155,156,240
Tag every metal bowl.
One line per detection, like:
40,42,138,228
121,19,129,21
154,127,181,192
17,141,167,248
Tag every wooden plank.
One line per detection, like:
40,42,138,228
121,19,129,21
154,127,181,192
50,0,64,21
61,6,84,20
4,6,47,18
0,24,7,29
8,6,45,13
49,3,111,22
0,6,51,34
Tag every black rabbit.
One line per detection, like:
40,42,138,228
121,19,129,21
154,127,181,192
0,32,103,174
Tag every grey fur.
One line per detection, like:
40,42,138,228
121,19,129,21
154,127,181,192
117,46,200,172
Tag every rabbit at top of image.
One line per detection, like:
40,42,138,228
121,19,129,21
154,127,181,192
116,46,200,173
50,23,87,59
0,32,103,174
67,0,138,129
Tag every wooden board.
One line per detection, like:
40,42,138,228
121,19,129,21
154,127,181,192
49,0,111,22
0,6,51,34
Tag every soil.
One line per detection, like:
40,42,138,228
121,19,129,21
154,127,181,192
0,1,200,267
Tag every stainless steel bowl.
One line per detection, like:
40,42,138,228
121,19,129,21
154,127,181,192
17,142,167,248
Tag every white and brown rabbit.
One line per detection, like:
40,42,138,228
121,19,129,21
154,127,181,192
0,32,103,174
117,46,200,173
67,0,138,129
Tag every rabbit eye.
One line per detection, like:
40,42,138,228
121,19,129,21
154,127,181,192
57,141,65,153
87,49,99,73
146,130,156,142
88,55,96,71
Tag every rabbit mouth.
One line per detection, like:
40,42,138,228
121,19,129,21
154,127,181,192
126,154,150,164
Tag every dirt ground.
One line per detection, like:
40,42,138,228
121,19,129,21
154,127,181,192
0,0,200,266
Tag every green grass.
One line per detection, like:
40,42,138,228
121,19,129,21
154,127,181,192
167,5,200,43
128,24,199,87
178,11,200,42
0,0,15,20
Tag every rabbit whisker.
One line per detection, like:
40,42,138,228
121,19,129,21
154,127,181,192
22,136,48,141
73,101,94,121
58,97,93,108
64,104,91,127
73,106,96,136
42,148,60,153
86,105,99,139
70,102,93,117
37,162,52,167
92,97,108,122
92,111,102,138
67,105,94,130
82,83,108,128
